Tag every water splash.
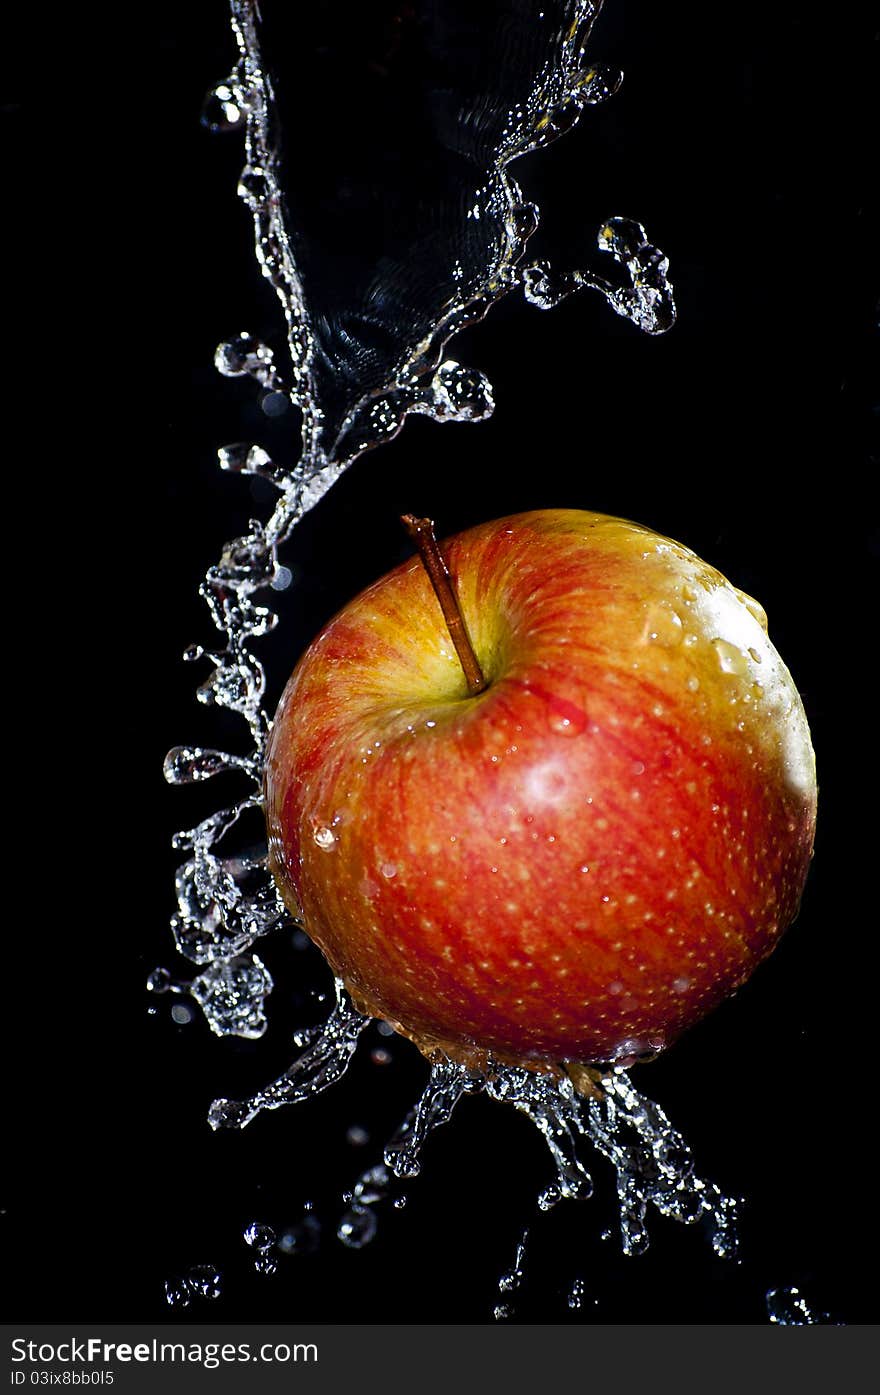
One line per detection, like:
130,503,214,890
159,0,740,1312
165,0,675,1021
207,978,368,1131
499,1227,531,1297
337,1164,402,1251
487,1067,737,1257
523,217,676,333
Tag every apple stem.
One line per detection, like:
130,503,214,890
401,515,489,695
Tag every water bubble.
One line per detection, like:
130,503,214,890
567,1277,587,1310
164,1277,192,1309
243,1221,275,1252
214,333,274,380
146,967,172,994
711,1195,740,1260
271,565,293,592
207,1097,251,1132
170,1002,194,1025
217,443,290,493
201,80,246,133
574,64,624,105
253,1253,279,1277
260,389,289,418
237,164,270,208
312,826,337,851
535,97,582,142
509,201,539,242
278,1215,321,1256
598,218,643,259
217,442,250,473
766,1285,829,1324
337,1208,377,1249
186,1264,222,1300
420,360,495,423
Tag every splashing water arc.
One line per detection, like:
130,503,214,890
161,0,758,1290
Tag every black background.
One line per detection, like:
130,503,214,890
8,2,878,1325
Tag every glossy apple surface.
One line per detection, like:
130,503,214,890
264,509,817,1071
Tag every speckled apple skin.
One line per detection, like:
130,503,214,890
264,510,817,1070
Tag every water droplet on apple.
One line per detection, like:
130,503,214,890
643,605,684,647
379,862,398,879
686,675,700,692
548,693,588,736
313,826,337,851
711,638,752,677
734,589,769,632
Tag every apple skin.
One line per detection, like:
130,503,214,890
264,509,817,1071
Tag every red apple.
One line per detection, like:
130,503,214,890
264,509,817,1073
